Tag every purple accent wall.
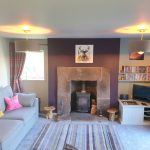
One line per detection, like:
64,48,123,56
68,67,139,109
48,38,120,110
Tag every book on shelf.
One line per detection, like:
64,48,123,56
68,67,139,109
123,66,132,73
138,66,147,73
131,66,137,73
134,73,147,81
119,74,126,80
119,65,150,81
126,73,135,81
147,66,150,73
147,74,150,80
121,66,150,73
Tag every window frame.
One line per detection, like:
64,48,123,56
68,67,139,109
21,50,45,81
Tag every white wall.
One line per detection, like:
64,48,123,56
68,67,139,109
118,38,150,98
0,37,10,87
22,39,48,111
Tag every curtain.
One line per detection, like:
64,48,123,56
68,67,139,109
9,42,26,93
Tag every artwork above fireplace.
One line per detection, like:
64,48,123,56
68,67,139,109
57,67,110,115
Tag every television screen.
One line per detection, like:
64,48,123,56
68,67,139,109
133,84,150,102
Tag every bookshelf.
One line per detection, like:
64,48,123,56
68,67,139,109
119,66,150,82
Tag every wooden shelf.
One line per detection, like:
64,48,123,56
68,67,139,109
119,80,150,83
118,65,150,82
119,73,150,74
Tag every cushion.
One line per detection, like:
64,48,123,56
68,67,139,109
17,93,36,107
0,85,13,112
0,111,4,118
2,85,13,98
0,93,6,112
4,95,22,111
1,107,36,123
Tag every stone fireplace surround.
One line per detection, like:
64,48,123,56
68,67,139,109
57,67,110,115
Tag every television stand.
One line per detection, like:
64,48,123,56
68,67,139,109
119,99,150,125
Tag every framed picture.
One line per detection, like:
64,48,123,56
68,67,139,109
75,45,93,63
129,52,144,60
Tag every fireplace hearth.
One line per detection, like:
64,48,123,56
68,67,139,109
57,67,110,115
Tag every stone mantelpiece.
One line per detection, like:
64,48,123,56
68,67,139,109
57,67,110,115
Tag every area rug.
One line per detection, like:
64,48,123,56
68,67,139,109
17,121,124,150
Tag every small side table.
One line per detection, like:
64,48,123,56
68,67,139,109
107,108,118,121
44,106,55,119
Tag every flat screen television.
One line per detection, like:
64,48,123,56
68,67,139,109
133,84,150,102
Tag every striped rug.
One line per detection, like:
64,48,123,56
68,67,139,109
30,122,123,150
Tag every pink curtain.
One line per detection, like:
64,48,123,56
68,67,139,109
9,42,26,93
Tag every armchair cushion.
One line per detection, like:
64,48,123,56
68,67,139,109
0,85,14,112
16,93,36,107
0,93,5,112
4,95,22,111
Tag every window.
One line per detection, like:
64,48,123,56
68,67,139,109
21,51,44,80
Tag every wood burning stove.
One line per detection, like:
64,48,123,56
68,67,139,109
76,92,90,112
71,81,97,113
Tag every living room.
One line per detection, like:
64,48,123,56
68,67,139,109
0,0,150,150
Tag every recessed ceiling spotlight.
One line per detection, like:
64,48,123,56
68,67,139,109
0,24,51,34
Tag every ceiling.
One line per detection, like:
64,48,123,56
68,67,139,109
0,0,150,39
